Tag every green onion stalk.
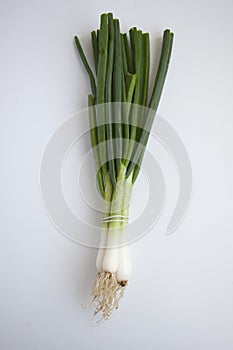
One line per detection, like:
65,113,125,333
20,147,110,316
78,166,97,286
75,13,174,320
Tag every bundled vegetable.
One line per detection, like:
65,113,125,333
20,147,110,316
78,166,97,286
74,13,174,320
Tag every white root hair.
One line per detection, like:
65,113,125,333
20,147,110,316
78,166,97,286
91,272,128,321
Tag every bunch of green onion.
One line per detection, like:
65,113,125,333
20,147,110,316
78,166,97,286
74,13,174,320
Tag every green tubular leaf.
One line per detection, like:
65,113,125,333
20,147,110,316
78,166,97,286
125,28,137,166
129,27,137,73
74,36,97,96
97,14,108,105
113,19,122,102
97,29,100,53
121,171,133,220
121,33,128,76
91,31,98,73
134,30,143,105
142,33,150,107
105,13,116,187
126,73,137,103
149,30,174,112
134,31,144,146
122,70,126,102
88,95,105,197
132,164,140,184
96,14,109,180
113,18,123,176
122,73,137,164
105,13,114,103
126,73,137,147
121,69,127,164
121,36,135,165
123,33,132,73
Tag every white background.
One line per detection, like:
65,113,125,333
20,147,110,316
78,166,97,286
1,0,233,349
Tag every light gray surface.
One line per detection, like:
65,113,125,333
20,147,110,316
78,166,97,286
1,0,233,349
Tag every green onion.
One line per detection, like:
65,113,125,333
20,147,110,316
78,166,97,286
74,13,174,320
